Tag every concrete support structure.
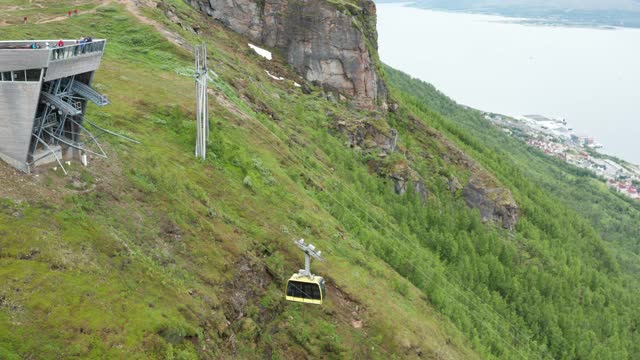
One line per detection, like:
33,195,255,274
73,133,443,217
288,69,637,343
0,39,108,173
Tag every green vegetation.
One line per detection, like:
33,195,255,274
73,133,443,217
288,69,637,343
0,2,474,359
0,0,98,25
385,66,640,358
0,1,639,359
385,66,640,265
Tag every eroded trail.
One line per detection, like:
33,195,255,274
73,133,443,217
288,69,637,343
0,0,104,27
115,0,188,47
0,0,188,48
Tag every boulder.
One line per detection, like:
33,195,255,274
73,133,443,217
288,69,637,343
447,176,462,192
388,161,428,203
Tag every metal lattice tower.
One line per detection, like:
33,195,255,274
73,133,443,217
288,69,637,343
194,43,209,160
295,239,323,278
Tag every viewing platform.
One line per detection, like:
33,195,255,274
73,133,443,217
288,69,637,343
0,39,106,82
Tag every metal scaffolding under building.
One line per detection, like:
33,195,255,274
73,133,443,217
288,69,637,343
0,39,113,174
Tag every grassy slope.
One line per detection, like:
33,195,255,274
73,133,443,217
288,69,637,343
0,2,476,359
1,1,639,360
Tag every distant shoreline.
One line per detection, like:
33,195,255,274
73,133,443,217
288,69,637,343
375,1,640,30
485,112,640,201
376,2,640,164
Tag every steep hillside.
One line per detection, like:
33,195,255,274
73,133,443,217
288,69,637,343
385,66,640,271
0,1,475,359
385,66,640,358
1,1,639,360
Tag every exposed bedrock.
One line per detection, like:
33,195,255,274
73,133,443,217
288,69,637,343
186,0,388,109
463,175,519,230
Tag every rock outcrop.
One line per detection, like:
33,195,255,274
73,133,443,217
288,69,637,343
402,115,520,228
334,119,397,154
333,118,428,202
389,165,428,202
186,0,387,109
463,174,519,230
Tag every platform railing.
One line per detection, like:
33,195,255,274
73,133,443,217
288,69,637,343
49,40,106,61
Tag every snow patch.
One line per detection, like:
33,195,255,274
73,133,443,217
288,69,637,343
294,82,302,88
249,43,272,60
265,70,285,81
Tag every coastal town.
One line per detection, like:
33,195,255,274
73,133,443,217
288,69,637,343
485,113,640,201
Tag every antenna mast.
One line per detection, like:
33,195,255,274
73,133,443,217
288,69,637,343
194,42,209,159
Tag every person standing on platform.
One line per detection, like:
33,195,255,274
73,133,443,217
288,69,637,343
56,40,65,59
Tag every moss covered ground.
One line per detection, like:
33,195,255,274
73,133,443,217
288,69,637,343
1,1,639,359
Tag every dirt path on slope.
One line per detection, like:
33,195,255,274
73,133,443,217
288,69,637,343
0,1,103,27
115,0,188,48
1,0,189,50
35,9,100,24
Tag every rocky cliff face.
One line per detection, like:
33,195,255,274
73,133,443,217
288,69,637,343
186,0,387,109
463,174,519,230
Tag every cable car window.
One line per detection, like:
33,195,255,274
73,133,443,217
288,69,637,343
287,281,321,300
311,283,321,299
320,280,326,299
1,72,11,81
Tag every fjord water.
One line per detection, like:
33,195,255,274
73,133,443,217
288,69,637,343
377,3,640,164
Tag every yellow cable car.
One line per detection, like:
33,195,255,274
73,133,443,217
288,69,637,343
286,239,326,305
286,274,326,305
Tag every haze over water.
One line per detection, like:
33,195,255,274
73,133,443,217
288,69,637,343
377,3,640,164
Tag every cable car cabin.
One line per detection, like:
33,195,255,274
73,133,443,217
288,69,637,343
286,274,326,305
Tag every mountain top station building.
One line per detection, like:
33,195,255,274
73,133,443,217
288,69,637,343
0,39,108,173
